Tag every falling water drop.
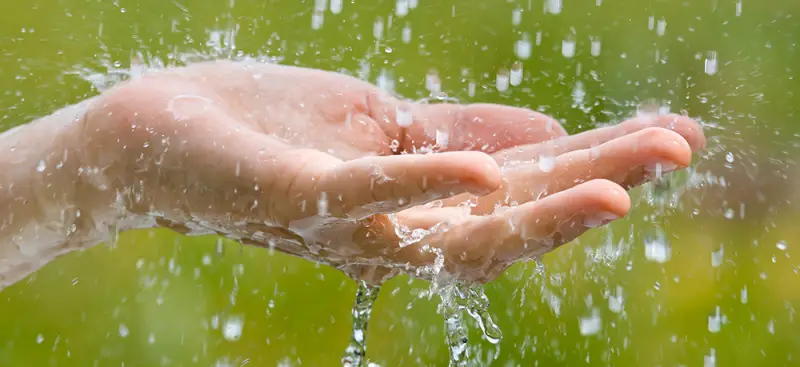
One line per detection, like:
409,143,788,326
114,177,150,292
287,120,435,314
496,68,510,92
395,0,409,17
510,61,523,86
341,281,381,367
396,104,413,127
590,37,602,56
401,23,412,43
426,69,442,95
545,0,562,14
511,7,522,26
373,17,384,40
704,51,718,75
514,33,532,60
311,11,324,30
562,38,577,58
330,0,342,14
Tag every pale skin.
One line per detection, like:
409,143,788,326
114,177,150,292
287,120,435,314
0,60,706,288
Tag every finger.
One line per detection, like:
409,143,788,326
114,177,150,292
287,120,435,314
394,179,631,281
447,127,692,215
316,151,502,218
494,114,705,165
366,92,567,153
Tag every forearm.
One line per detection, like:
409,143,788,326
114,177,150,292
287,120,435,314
0,100,119,288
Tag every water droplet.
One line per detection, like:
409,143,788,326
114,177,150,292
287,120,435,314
579,311,602,336
395,0,409,17
514,33,532,60
373,17,384,40
562,38,576,58
223,316,244,341
545,0,562,14
644,230,671,263
704,51,718,75
590,37,602,56
119,323,129,338
396,104,413,127
711,245,724,267
704,349,716,367
735,0,742,16
311,11,324,30
317,192,329,216
656,18,667,36
725,151,734,163
401,23,412,43
36,334,44,344
36,160,46,172
496,68,510,92
707,306,722,333
741,286,748,304
608,286,624,314
425,69,441,95
777,240,788,251
435,130,449,149
330,0,342,14
538,155,556,172
510,61,523,86
511,7,523,26
572,80,586,105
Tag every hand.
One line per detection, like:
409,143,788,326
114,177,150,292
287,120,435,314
76,60,705,284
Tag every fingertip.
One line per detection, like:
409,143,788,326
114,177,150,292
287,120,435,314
658,114,707,152
440,151,503,195
574,179,632,219
637,127,694,168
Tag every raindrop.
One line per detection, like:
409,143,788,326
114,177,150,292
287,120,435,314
579,310,602,336
409,0,417,9
656,18,667,36
545,0,562,14
777,240,788,251
741,286,748,304
572,81,586,105
511,7,522,26
317,192,328,216
514,33,532,60
425,69,441,95
644,229,671,263
373,17,384,40
705,349,716,367
401,23,412,44
711,245,724,267
467,82,476,98
396,104,413,127
395,0,410,17
436,130,449,149
223,316,244,341
562,38,576,58
735,0,742,16
510,61,523,86
36,334,44,344
704,51,718,75
330,0,342,14
311,11,324,30
496,68,510,92
119,323,129,338
725,151,734,163
707,306,722,333
538,155,556,173
36,160,46,172
590,37,602,56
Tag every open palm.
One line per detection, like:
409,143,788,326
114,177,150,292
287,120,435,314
81,60,705,283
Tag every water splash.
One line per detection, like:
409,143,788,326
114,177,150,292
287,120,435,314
438,282,503,366
342,281,382,367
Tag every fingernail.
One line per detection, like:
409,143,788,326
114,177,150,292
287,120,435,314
584,211,619,228
644,161,679,176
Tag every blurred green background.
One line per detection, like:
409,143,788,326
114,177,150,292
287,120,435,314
1,0,800,365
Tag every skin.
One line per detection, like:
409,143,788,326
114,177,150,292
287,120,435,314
0,60,706,288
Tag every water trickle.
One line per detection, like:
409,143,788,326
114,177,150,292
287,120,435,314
342,281,381,367
438,282,502,366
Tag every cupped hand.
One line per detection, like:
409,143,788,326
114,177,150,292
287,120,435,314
77,60,705,284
